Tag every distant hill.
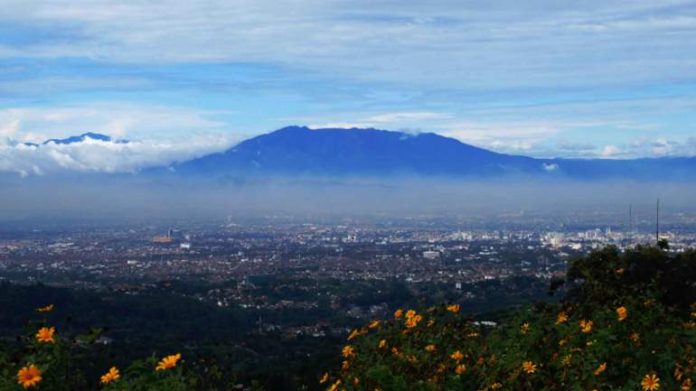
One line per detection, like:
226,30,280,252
42,132,127,145
168,126,696,180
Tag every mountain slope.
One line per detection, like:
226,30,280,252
173,126,545,177
171,126,696,180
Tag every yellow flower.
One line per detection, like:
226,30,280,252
17,365,42,389
100,367,120,384
342,345,355,358
425,344,436,352
616,306,628,321
155,353,181,371
522,361,537,374
556,311,568,324
450,350,464,361
594,362,607,376
641,373,660,391
520,322,530,334
447,304,460,313
341,360,350,370
319,372,329,384
328,379,341,391
394,309,403,319
490,383,503,389
347,329,360,340
368,320,381,329
378,339,387,349
35,327,55,343
405,309,417,319
579,319,593,333
36,304,54,313
455,364,466,375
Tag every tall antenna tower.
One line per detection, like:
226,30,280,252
656,198,660,245
628,204,632,243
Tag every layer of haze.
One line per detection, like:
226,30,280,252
0,177,693,223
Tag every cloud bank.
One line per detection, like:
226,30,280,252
0,134,235,176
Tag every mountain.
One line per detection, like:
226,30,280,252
42,132,127,145
170,126,696,180
172,126,543,177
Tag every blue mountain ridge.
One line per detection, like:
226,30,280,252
167,126,696,180
42,132,128,145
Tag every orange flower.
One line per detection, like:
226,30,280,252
447,304,460,313
522,361,537,374
616,306,628,321
378,339,387,348
394,309,403,319
342,345,355,358
450,350,464,361
405,314,423,328
455,364,466,375
17,365,42,389
641,373,660,391
35,327,55,343
368,320,381,329
556,311,568,324
100,367,120,384
594,362,607,376
36,304,54,313
341,360,350,370
682,378,692,391
319,372,329,384
155,353,181,371
405,309,417,319
579,319,593,333
425,344,436,352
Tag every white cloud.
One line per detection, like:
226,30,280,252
308,111,451,130
601,145,621,157
0,103,231,142
0,103,239,175
2,1,696,89
0,134,235,175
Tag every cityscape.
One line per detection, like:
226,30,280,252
2,1,696,390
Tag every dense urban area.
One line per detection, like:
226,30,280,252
1,211,695,389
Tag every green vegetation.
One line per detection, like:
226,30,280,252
323,246,696,390
1,245,693,389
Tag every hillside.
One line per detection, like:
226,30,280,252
0,245,694,390
169,126,696,180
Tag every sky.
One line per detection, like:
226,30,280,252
2,0,696,173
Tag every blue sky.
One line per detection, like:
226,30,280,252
1,0,696,173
